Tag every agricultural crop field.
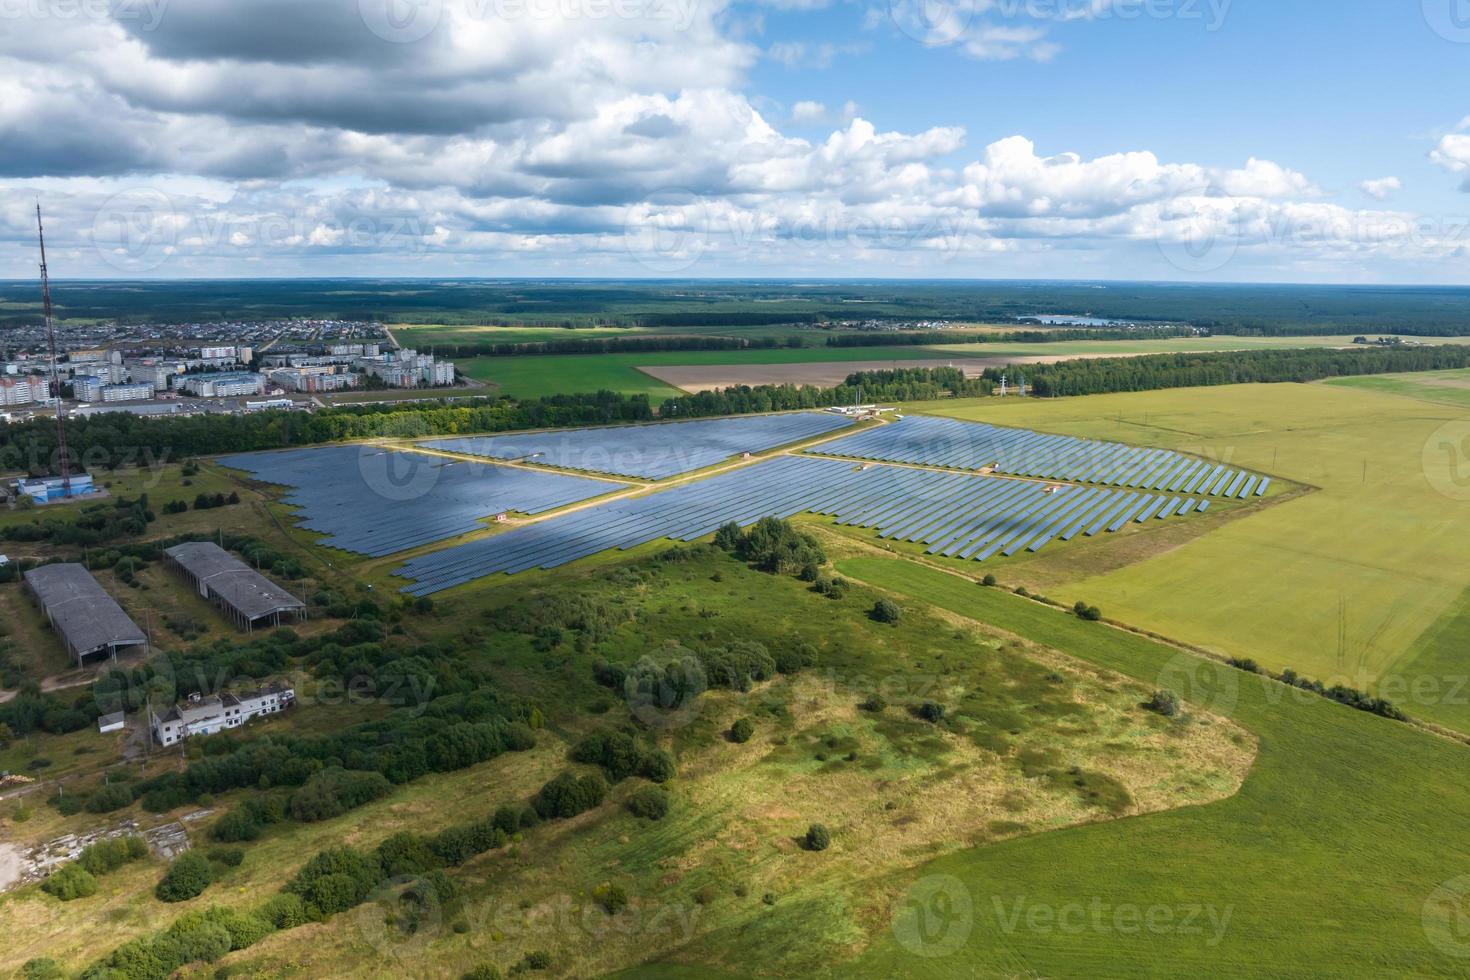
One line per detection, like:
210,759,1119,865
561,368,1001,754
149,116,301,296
911,381,1470,734
455,347,995,399
454,335,1470,399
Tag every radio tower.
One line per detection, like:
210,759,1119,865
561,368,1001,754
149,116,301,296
37,204,72,495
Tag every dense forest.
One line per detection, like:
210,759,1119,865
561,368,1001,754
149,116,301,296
1008,345,1470,397
823,326,1198,347
3,279,1469,334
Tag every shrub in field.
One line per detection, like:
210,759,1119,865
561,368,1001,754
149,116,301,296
533,771,607,820
626,785,671,820
915,701,946,724
871,599,901,624
1145,690,1181,718
156,851,214,902
803,824,831,852
42,863,97,901
728,717,754,743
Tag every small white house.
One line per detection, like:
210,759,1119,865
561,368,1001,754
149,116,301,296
97,712,126,734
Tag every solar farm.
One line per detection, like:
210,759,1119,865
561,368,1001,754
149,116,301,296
216,412,1270,594
219,445,620,556
394,455,1215,596
419,411,855,479
811,415,1269,498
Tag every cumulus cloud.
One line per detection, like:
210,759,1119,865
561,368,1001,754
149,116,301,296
1360,177,1402,200
0,1,1463,281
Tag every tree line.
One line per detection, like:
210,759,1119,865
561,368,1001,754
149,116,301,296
1006,344,1470,397
823,326,1197,348
434,333,793,359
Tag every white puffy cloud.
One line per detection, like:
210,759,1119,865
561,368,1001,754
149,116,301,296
1360,177,1402,200
0,1,1464,281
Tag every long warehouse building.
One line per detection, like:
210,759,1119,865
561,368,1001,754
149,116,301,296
164,542,307,632
24,564,149,665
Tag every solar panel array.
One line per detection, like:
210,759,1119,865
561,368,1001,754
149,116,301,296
220,446,620,557
419,412,855,480
810,416,1269,498
394,457,1205,595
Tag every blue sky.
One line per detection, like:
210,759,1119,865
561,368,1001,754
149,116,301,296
1,0,1468,282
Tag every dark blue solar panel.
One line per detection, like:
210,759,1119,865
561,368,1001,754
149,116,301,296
812,416,1261,497
393,458,1206,595
220,446,620,557
421,412,854,480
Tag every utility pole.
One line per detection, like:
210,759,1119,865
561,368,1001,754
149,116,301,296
37,205,71,495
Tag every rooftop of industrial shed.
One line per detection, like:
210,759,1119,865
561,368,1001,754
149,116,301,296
164,542,306,621
23,563,147,655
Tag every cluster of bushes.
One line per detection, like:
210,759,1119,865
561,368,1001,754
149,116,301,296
1073,601,1103,622
811,572,850,599
715,517,826,578
288,768,393,822
1276,668,1408,721
135,696,534,816
0,494,154,547
499,593,631,653
189,491,241,511
88,904,278,979
570,730,675,783
41,835,150,901
532,771,608,819
86,790,544,979
1218,657,1407,720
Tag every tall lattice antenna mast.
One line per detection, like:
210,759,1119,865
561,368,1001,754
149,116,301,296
37,204,72,494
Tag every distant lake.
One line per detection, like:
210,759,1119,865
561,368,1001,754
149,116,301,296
1030,315,1129,326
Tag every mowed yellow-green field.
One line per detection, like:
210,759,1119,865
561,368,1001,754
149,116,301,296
921,381,1470,731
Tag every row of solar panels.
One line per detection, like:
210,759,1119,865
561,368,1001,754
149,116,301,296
420,411,854,481
810,415,1269,499
219,446,620,557
393,456,1205,596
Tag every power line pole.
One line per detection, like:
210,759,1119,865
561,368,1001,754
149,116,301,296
37,204,72,496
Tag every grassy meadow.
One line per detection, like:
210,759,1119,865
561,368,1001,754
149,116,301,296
0,547,1249,977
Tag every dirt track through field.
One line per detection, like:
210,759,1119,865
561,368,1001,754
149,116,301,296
638,352,1145,393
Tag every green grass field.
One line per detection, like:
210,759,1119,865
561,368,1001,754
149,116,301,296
456,347,995,399
798,560,1470,979
909,382,1470,734
1326,367,1470,411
